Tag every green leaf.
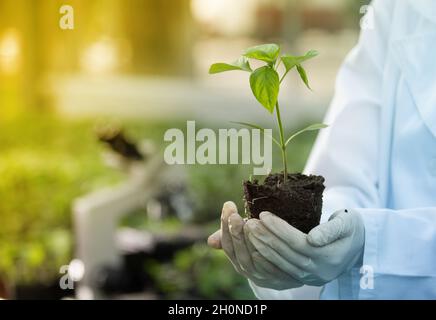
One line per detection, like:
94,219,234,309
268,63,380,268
281,50,318,72
243,43,281,64
249,66,280,113
285,123,328,147
296,64,311,89
231,121,281,147
209,56,252,74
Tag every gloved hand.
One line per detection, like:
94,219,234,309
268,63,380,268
208,201,304,290
245,209,365,286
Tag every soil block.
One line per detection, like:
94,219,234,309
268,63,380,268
243,173,325,234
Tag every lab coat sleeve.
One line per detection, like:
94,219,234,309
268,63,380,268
248,280,295,300
249,280,322,300
356,207,436,299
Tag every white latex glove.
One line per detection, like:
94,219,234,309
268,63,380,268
208,202,304,290
246,209,365,286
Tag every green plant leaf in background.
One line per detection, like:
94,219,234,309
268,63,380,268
243,43,281,64
249,66,280,113
281,49,318,72
285,123,328,147
209,56,252,74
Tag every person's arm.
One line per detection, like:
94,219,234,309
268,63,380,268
304,0,436,298
250,0,436,299
249,0,393,299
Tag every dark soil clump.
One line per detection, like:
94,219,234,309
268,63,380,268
243,173,325,233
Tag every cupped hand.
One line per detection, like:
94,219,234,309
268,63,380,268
244,209,365,286
207,201,303,290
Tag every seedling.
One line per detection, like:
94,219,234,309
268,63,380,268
210,43,327,233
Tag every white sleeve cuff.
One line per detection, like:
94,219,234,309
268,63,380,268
249,280,321,300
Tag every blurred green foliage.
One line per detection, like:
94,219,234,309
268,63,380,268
148,244,255,299
0,114,123,283
0,113,317,298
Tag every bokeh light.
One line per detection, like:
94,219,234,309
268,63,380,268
0,29,21,74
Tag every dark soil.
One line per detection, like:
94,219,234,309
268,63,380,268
243,173,325,234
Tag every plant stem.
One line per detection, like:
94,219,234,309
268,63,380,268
275,102,288,183
279,70,290,84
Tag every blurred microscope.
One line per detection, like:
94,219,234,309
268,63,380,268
71,126,206,300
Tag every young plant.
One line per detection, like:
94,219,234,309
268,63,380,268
209,44,327,183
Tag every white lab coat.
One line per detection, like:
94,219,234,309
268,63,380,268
251,0,436,299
